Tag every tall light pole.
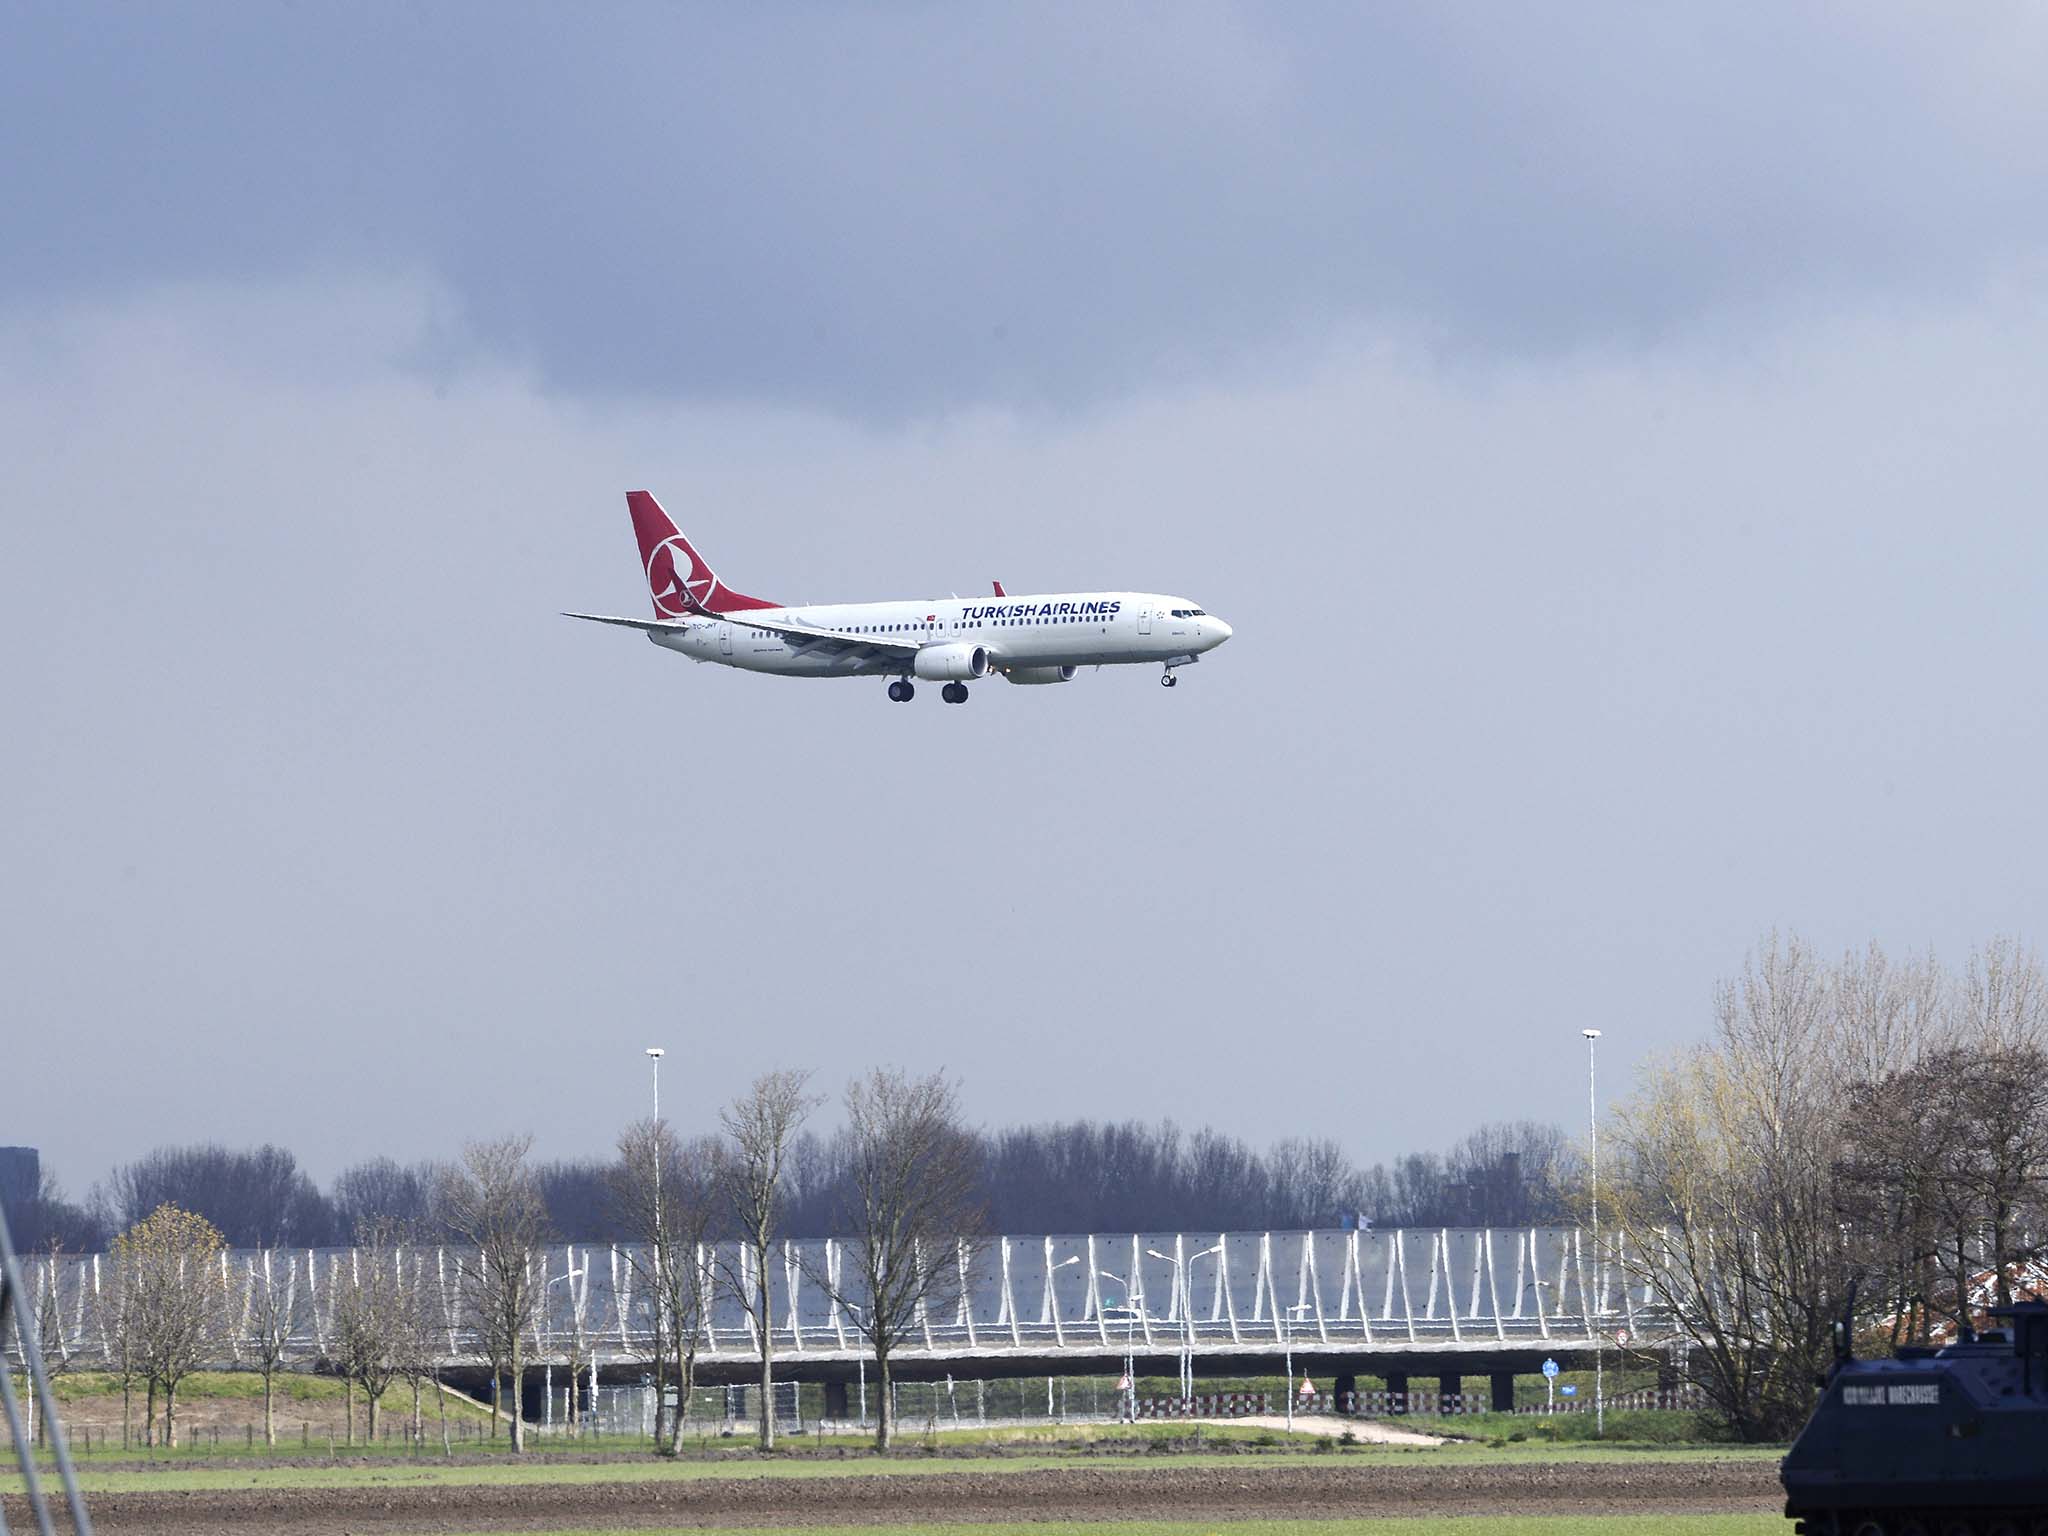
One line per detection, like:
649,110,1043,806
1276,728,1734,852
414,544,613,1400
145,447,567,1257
1280,1302,1313,1433
1046,1256,1080,1421
1583,1026,1603,1436
645,1047,666,1441
1099,1268,1142,1422
1148,1245,1220,1402
645,1047,667,1242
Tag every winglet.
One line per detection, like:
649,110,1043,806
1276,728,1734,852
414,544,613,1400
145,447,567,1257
992,580,1006,597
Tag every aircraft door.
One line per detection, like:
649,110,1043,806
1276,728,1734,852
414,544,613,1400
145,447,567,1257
719,623,733,656
1138,608,1152,635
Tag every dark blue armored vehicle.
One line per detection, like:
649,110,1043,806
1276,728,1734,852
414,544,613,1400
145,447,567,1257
1782,1301,2048,1535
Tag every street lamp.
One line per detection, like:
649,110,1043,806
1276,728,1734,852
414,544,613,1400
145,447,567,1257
1583,1026,1603,1437
645,1046,666,1214
1279,1302,1313,1433
1046,1256,1080,1420
645,1046,667,1442
646,1045,665,1114
1148,1245,1221,1402
545,1267,586,1432
843,1302,869,1429
1099,1268,1144,1422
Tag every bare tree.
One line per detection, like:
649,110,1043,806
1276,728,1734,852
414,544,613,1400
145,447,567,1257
1841,1042,2048,1334
331,1157,439,1244
813,1068,983,1449
532,1159,616,1242
3,1165,104,1253
716,1069,815,1450
239,1249,304,1445
1266,1137,1360,1229
113,1203,227,1448
395,1245,445,1446
1950,1045,2048,1309
1606,935,1857,1439
17,1239,76,1447
613,1119,719,1453
330,1222,412,1443
440,1136,548,1452
104,1144,333,1247
95,1237,143,1448
1959,938,2048,1053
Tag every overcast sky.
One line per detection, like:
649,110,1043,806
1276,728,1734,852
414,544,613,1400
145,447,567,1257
6,6,2048,1199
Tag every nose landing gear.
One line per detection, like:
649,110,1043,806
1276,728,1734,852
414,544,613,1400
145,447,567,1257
887,679,916,703
941,682,970,704
1160,671,1179,688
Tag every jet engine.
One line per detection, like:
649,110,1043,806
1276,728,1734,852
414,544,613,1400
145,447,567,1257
1002,665,1078,685
911,643,990,681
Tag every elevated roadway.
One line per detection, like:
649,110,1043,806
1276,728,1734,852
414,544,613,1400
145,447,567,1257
11,1227,1681,1411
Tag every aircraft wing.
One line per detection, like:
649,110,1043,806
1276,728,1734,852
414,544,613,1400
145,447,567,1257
724,613,922,658
566,608,922,661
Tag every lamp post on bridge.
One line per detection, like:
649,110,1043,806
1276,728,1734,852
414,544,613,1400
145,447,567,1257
1046,1256,1080,1421
545,1265,586,1431
1147,1244,1221,1404
1280,1302,1313,1433
1098,1268,1144,1422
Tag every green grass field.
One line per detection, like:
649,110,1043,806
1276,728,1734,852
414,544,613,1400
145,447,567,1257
38,1369,483,1412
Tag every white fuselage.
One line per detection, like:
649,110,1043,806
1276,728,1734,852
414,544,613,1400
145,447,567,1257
649,592,1231,678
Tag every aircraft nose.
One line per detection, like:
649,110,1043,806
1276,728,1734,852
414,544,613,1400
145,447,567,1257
1207,616,1233,647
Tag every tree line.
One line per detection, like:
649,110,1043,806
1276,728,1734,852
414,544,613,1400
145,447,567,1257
4,1115,1577,1256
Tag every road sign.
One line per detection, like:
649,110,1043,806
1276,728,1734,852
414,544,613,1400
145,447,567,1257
1561,1384,1578,1397
1541,1358,1560,1379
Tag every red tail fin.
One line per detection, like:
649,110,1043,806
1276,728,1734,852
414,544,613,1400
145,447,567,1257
625,491,778,616
992,580,1006,597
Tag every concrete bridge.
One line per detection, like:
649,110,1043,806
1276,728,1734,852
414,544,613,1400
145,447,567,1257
9,1227,1680,1415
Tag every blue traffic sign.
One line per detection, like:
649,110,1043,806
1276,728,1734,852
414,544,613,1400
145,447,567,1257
1560,1384,1578,1396
1541,1358,1559,1379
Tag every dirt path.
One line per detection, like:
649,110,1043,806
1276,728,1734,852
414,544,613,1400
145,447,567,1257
27,1458,1784,1533
1224,1413,1443,1444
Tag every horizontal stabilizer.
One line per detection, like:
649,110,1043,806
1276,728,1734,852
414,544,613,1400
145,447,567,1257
562,611,695,633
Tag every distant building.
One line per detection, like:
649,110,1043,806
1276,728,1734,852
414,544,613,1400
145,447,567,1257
0,1145,40,1207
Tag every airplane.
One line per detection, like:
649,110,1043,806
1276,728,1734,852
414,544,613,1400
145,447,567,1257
565,491,1232,703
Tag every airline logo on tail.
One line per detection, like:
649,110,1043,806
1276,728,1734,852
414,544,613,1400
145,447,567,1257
646,535,711,617
626,490,777,615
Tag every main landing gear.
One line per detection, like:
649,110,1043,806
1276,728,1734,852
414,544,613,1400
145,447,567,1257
941,682,970,705
887,679,916,703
